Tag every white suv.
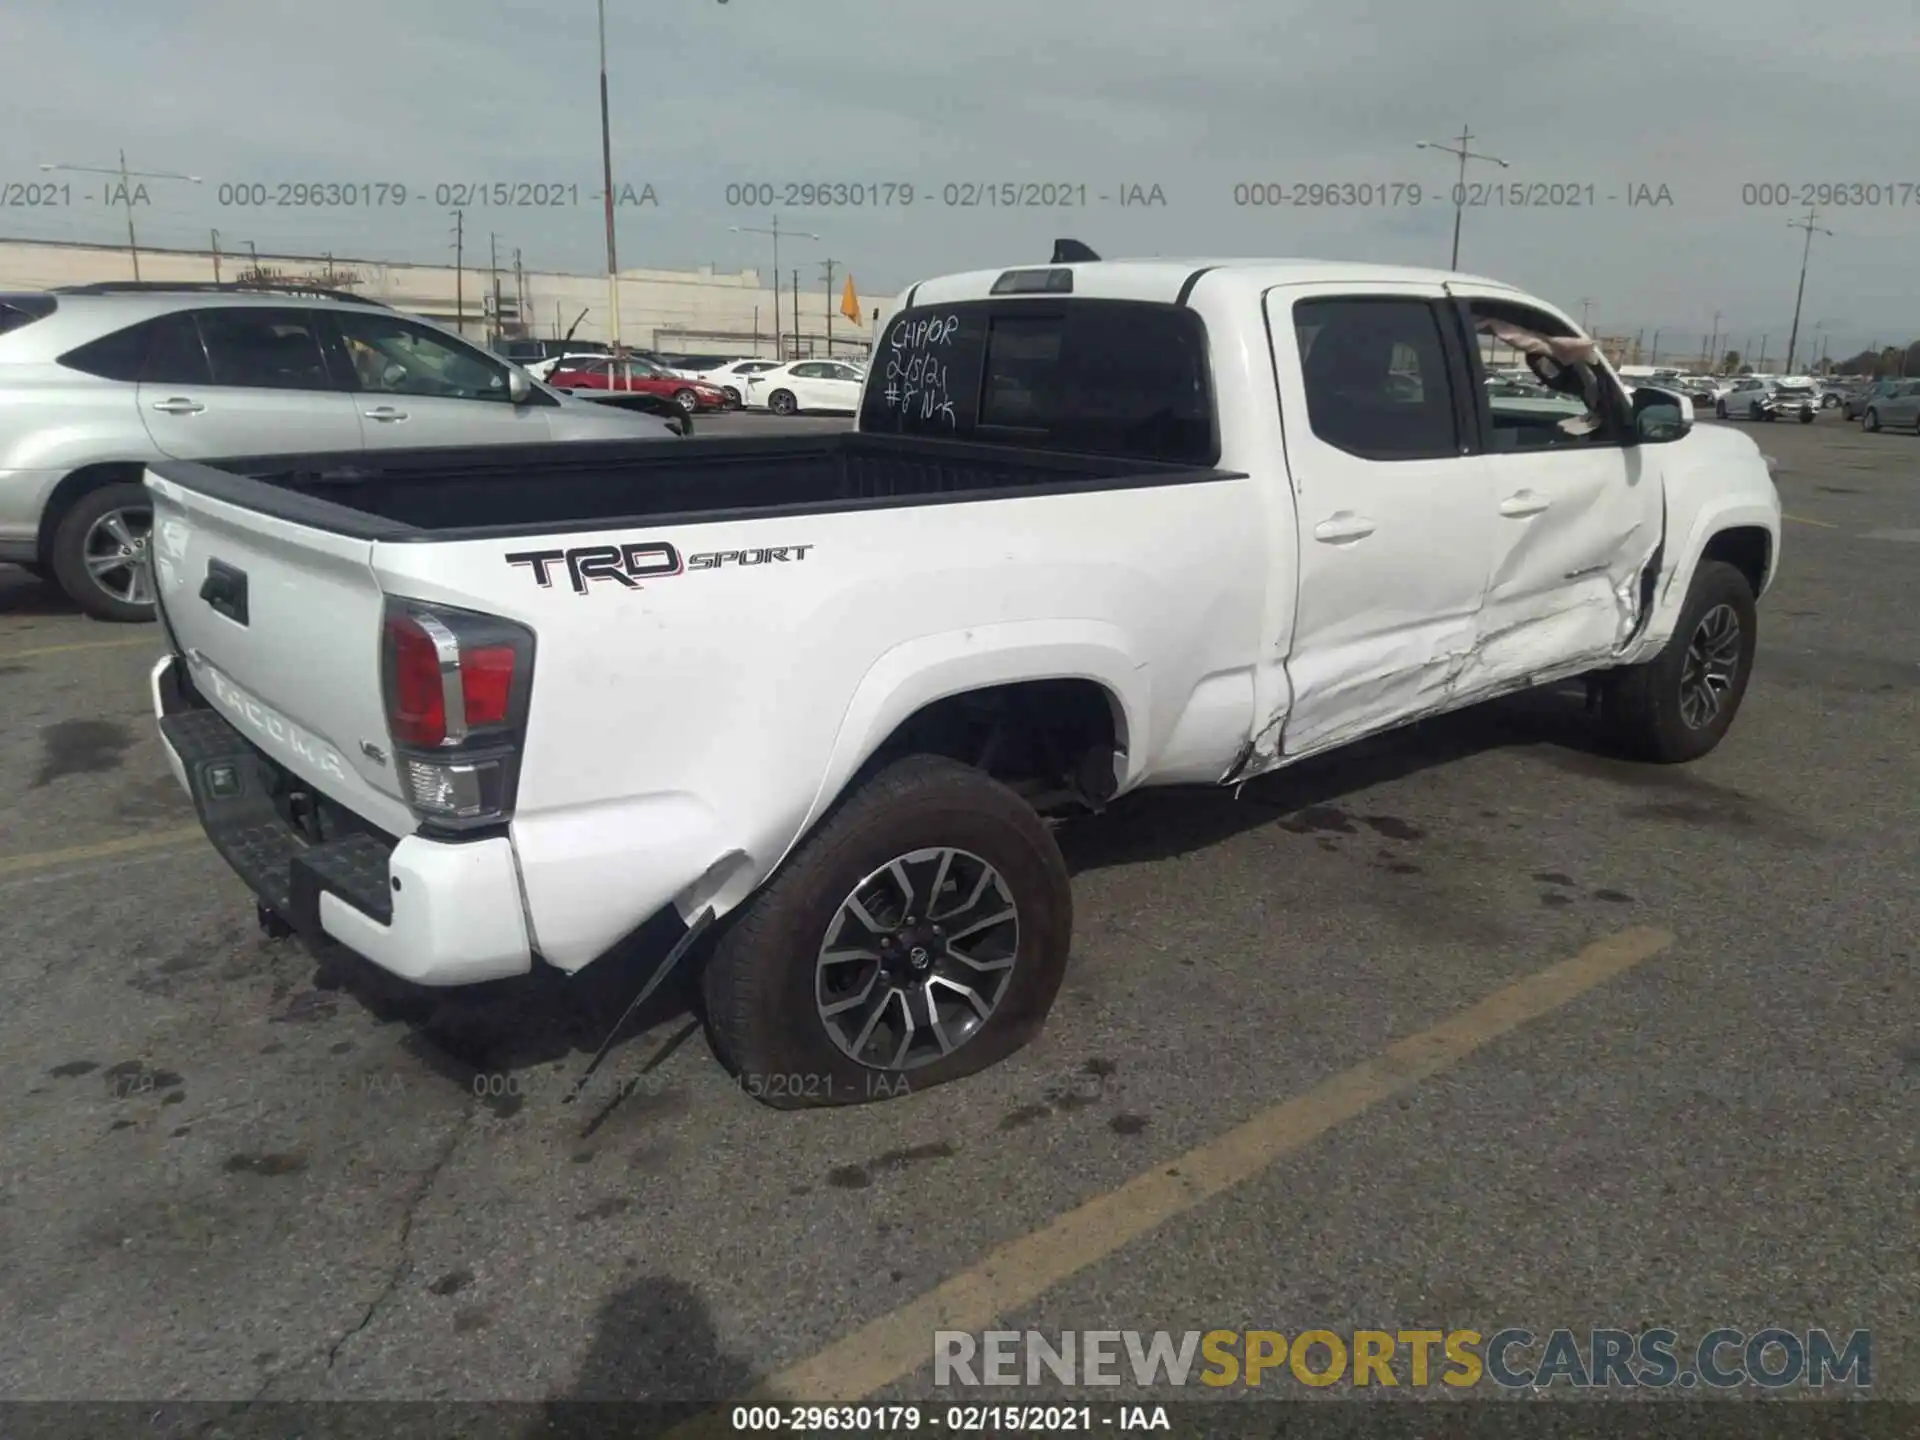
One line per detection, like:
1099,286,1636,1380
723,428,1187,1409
0,283,679,620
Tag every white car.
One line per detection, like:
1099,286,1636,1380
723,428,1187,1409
742,359,866,415
680,358,782,407
143,251,1779,1106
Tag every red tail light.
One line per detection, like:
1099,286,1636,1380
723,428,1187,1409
380,603,536,833
460,646,517,727
385,614,448,746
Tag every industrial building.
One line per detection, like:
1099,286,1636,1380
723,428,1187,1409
0,236,894,358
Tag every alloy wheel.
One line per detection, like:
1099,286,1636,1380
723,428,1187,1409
814,847,1020,1071
82,506,154,608
1678,603,1741,730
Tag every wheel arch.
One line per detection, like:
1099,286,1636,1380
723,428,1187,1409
36,460,149,563
777,623,1146,873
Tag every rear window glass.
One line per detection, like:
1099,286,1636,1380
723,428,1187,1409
859,299,1216,464
59,320,154,381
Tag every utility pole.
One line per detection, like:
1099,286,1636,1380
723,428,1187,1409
1650,329,1661,366
1578,298,1594,334
489,232,502,344
1415,125,1509,271
1783,206,1833,375
210,229,221,283
1708,311,1721,369
791,269,801,357
731,216,819,361
514,248,526,337
450,209,465,333
247,240,258,264
39,150,202,281
820,258,838,355
597,0,623,350
1758,334,1769,371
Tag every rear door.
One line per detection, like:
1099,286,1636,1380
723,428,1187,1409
1445,287,1662,685
137,307,363,458
331,309,554,449
1265,283,1498,756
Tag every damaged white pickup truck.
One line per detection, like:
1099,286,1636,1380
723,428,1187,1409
144,249,1779,1107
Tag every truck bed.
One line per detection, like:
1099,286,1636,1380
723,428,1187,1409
148,432,1235,542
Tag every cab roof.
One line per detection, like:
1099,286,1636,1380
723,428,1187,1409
901,257,1529,308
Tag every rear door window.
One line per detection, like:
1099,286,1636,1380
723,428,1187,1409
859,299,1216,464
194,308,336,390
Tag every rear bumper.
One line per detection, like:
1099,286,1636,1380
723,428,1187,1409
151,654,533,986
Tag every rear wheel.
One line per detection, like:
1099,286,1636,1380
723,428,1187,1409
701,755,1073,1109
768,389,798,417
49,481,156,622
1600,560,1757,764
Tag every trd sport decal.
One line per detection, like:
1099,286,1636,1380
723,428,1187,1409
505,541,814,595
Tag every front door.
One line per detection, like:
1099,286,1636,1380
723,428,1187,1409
1264,284,1497,758
330,310,554,449
1445,287,1664,688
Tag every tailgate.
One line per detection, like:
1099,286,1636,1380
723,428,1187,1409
146,466,416,837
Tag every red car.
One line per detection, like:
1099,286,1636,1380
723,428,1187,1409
546,356,730,414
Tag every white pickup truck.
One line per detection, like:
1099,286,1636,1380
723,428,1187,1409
144,251,1780,1107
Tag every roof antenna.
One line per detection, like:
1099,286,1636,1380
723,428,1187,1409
1051,238,1100,264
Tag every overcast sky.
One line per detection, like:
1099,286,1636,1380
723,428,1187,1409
3,0,1916,359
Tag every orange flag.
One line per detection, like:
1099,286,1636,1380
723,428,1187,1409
840,273,862,324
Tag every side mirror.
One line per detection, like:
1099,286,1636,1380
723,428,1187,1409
508,368,532,404
1632,386,1692,444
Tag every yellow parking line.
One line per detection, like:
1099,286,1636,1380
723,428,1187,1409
1783,514,1837,528
668,925,1674,1429
0,636,160,661
0,825,203,878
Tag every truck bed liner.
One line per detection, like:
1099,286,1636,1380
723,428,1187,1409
149,432,1240,543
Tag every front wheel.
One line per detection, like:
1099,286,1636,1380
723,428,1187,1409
672,388,698,414
701,755,1073,1109
1799,410,1814,424
1715,400,1728,419
767,389,798,417
49,481,156,622
1865,408,1881,432
1599,560,1757,764
722,385,742,407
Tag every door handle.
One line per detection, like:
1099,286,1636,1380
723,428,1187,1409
363,406,409,421
151,397,206,415
1313,512,1377,544
1499,490,1551,518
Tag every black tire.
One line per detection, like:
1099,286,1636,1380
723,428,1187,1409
768,389,798,417
1599,560,1758,764
722,386,742,407
672,388,698,414
49,480,155,622
1799,410,1814,424
701,754,1073,1110
1714,400,1727,419
1865,408,1881,432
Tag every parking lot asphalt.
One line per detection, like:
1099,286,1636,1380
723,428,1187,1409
0,410,1913,1415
